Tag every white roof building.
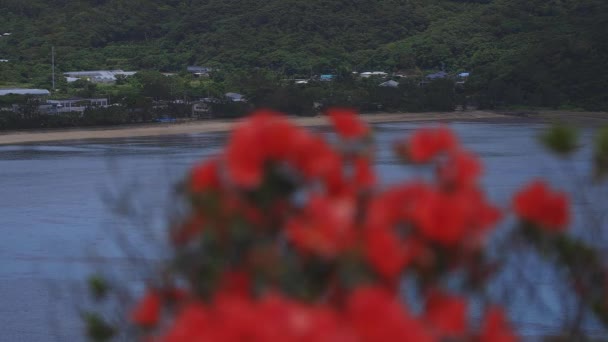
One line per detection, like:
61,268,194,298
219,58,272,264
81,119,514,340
225,92,246,102
64,70,137,83
360,71,388,78
0,88,50,96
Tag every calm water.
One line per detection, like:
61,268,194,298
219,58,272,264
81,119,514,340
0,122,604,340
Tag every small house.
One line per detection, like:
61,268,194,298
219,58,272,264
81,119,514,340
46,97,109,113
187,66,213,77
225,92,246,102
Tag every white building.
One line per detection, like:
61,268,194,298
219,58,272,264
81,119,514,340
225,92,246,102
47,98,109,113
360,71,388,78
64,70,137,83
0,88,50,96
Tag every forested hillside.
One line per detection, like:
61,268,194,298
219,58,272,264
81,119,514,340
1,0,607,109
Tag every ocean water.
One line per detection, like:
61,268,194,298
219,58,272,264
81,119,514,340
0,122,604,340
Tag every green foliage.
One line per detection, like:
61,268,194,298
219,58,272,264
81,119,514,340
82,312,116,342
540,124,579,156
0,0,607,111
594,127,608,180
88,274,109,300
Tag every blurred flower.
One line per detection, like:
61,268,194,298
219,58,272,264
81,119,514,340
423,290,467,337
513,180,570,231
438,150,482,188
131,289,162,327
326,108,370,139
190,157,222,192
398,126,458,163
119,110,551,342
479,307,518,342
347,286,434,341
353,156,376,189
287,194,357,258
160,302,210,341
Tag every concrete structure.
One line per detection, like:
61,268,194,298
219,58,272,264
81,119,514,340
0,89,50,96
64,70,137,83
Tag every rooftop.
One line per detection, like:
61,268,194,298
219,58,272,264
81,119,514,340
0,88,50,96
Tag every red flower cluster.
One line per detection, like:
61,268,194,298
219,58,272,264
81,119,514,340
127,110,555,341
397,126,458,163
513,180,570,231
133,287,518,342
224,110,344,188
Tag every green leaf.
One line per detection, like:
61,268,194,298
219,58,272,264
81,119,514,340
82,312,116,342
539,123,579,156
87,275,109,300
594,126,608,180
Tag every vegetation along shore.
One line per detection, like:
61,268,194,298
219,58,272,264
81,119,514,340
2,110,608,145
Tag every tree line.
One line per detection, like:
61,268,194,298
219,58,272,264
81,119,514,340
1,0,607,111
0,70,464,130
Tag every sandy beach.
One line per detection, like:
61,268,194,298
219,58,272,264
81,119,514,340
0,110,606,145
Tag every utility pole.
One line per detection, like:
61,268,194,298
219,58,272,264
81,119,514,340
51,46,56,91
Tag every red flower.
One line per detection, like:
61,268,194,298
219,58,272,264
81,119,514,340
131,289,162,327
160,302,211,341
287,195,357,258
217,270,251,298
353,157,376,189
401,126,458,163
513,180,570,231
438,151,482,188
212,294,257,341
255,110,301,159
479,307,518,342
364,227,422,281
226,119,265,188
326,108,370,139
293,134,342,178
348,286,434,342
411,189,469,246
423,290,467,337
190,157,222,192
410,186,501,246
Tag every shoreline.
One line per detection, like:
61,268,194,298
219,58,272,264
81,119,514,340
0,110,605,145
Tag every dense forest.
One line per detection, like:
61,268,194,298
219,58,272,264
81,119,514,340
0,0,607,110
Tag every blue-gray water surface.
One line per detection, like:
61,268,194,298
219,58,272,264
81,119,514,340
1,122,605,341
